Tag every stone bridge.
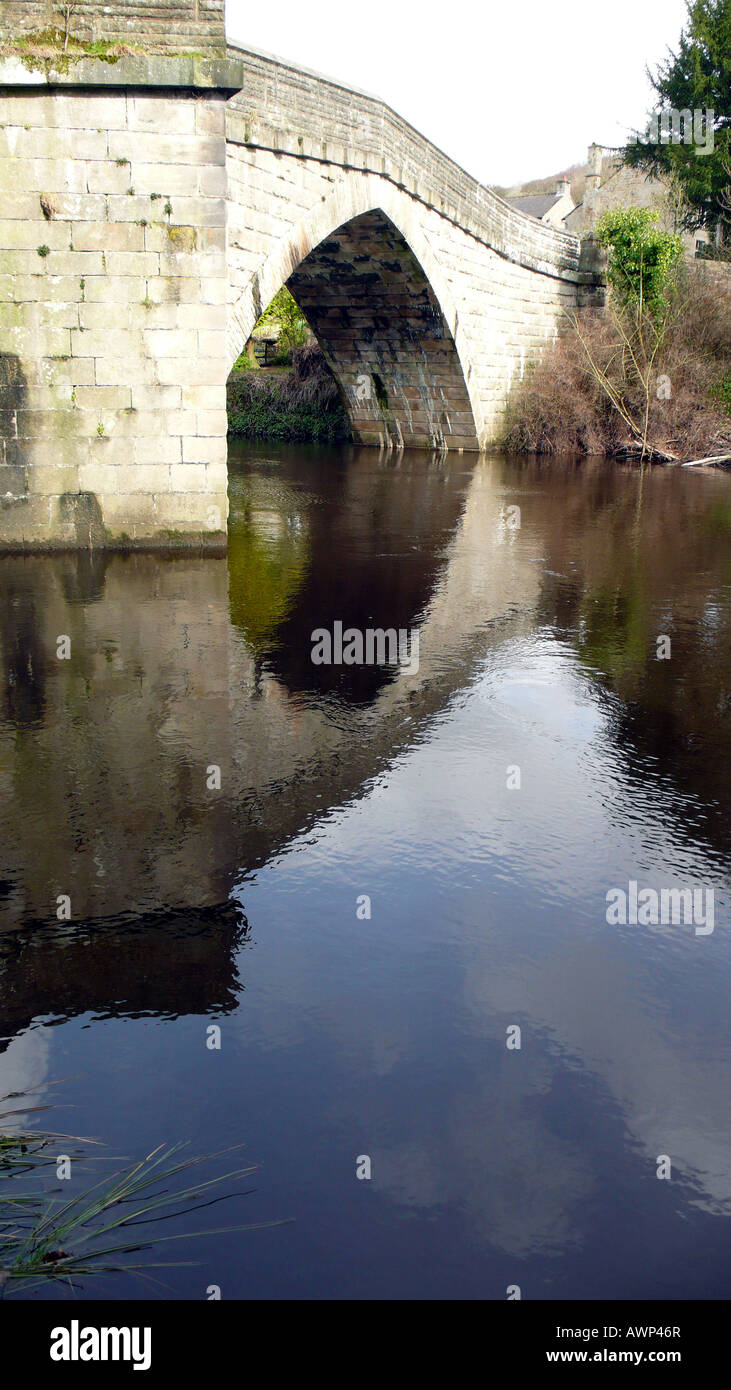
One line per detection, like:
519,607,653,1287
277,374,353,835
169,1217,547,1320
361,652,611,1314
0,1,602,548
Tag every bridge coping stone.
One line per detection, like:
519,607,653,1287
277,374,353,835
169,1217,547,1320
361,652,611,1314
0,53,246,90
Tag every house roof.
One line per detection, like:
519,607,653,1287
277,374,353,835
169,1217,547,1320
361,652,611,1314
505,193,560,219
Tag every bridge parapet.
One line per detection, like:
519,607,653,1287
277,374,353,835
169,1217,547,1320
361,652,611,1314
0,0,227,55
226,43,594,286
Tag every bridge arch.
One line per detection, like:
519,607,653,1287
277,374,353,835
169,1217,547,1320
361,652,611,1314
226,170,483,449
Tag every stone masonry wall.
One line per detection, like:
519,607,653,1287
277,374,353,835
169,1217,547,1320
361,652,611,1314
0,81,230,547
0,1,226,54
226,148,580,447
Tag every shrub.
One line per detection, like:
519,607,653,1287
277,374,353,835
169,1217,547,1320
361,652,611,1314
227,344,350,443
597,208,683,317
503,263,731,460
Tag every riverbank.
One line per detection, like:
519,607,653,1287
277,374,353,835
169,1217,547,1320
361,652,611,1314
503,262,731,464
227,344,351,444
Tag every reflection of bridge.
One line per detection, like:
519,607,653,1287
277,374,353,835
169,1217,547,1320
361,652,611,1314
0,1,604,549
0,451,541,1036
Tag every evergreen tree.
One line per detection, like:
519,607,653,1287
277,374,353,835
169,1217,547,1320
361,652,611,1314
624,0,730,238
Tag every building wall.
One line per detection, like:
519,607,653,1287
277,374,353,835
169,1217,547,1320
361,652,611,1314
565,152,711,258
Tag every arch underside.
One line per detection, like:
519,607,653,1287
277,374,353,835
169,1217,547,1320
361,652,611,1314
285,211,479,451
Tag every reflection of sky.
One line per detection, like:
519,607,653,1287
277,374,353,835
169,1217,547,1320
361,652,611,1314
231,628,730,1260
0,1029,50,1133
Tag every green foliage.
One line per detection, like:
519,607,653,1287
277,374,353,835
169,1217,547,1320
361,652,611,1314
624,0,730,236
709,372,731,412
36,244,50,258
259,287,309,361
231,350,255,371
597,208,683,316
1,1084,287,1292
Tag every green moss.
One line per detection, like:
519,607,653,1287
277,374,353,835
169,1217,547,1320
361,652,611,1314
166,224,196,251
10,29,125,74
372,372,389,409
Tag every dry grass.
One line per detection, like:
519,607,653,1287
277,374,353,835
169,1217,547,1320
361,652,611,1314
504,265,731,460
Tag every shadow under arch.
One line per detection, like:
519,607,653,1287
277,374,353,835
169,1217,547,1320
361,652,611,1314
227,178,482,450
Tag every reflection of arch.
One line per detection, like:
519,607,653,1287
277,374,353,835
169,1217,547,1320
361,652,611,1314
227,173,481,449
228,447,471,703
0,903,249,1050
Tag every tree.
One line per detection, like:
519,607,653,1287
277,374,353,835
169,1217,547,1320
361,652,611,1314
56,3,79,53
260,287,309,362
565,210,684,460
624,0,730,238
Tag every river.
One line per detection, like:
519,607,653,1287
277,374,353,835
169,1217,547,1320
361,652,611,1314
0,444,729,1299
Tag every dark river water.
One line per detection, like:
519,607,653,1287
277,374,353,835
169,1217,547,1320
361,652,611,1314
1,445,729,1300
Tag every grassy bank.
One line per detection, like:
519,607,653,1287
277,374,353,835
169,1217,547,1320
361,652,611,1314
227,344,351,444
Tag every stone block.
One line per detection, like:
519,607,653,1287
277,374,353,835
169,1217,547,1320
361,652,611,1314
134,437,182,464
169,462,209,491
72,223,146,254
181,436,227,465
196,410,228,436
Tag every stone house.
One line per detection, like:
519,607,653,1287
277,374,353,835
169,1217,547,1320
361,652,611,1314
565,144,713,259
505,176,576,229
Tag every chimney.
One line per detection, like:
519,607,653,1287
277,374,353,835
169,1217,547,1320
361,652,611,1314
583,143,603,230
556,175,571,198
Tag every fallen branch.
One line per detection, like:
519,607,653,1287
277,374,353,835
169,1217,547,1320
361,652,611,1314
681,453,731,468
613,442,679,463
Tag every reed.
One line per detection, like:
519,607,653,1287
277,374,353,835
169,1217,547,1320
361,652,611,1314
1,1088,289,1294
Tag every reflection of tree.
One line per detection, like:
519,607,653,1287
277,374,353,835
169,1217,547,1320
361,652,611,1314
516,457,731,857
227,449,469,704
227,477,310,652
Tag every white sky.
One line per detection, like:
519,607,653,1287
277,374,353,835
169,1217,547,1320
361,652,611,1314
224,0,688,188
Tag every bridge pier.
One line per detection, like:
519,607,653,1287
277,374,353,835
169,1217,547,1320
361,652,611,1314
0,57,242,550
